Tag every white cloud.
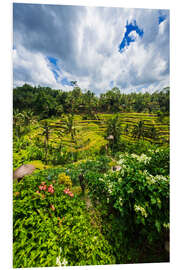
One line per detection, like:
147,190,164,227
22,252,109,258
13,4,169,94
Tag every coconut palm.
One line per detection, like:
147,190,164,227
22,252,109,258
132,120,145,140
65,114,76,141
106,115,121,152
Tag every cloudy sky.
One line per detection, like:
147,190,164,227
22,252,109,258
13,3,169,94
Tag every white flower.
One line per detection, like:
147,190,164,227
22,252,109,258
56,247,68,267
146,174,156,185
163,223,170,229
117,159,124,165
134,204,148,218
119,197,123,206
62,258,68,266
154,175,169,182
131,153,151,164
56,256,61,266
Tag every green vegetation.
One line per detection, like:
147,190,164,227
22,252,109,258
13,84,170,267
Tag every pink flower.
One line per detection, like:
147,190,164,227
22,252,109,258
48,185,54,194
63,188,74,197
42,185,47,191
39,185,44,191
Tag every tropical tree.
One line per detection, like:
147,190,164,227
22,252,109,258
132,120,145,140
41,121,51,164
65,114,76,141
106,115,121,152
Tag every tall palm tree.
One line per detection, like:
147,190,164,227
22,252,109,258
132,120,145,140
41,121,51,164
65,114,76,141
106,115,121,152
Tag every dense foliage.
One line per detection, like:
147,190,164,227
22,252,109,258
13,84,170,267
13,171,115,268
13,84,169,118
84,149,169,263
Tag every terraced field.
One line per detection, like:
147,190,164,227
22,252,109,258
32,112,169,150
98,112,169,144
13,112,169,169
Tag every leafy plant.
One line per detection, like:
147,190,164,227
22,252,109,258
85,151,169,263
58,172,72,188
13,170,115,268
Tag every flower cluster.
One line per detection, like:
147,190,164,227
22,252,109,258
134,204,148,218
36,182,54,194
63,188,74,197
106,180,114,195
131,153,151,164
39,182,47,191
48,184,54,194
58,173,72,188
56,247,68,266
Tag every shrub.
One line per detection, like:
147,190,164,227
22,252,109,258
13,171,116,268
85,151,169,263
146,147,169,176
58,172,72,188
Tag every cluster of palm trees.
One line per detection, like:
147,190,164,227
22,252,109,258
13,109,34,138
106,116,158,152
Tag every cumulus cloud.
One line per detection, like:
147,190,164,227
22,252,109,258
13,3,169,94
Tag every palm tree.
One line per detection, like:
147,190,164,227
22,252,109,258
65,114,76,141
41,121,51,164
22,110,34,126
13,109,26,138
106,115,121,152
132,120,145,140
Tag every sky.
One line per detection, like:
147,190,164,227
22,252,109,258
13,3,169,95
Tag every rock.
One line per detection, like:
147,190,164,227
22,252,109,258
13,164,36,181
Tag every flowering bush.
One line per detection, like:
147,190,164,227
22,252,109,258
13,169,115,268
85,150,169,263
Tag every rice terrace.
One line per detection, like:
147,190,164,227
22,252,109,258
13,3,170,268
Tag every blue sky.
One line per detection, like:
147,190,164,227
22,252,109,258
119,20,144,53
13,4,169,94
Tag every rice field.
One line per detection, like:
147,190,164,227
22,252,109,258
28,112,169,155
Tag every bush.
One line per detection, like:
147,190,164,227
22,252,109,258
146,147,169,176
85,151,169,263
58,172,72,188
13,170,116,268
